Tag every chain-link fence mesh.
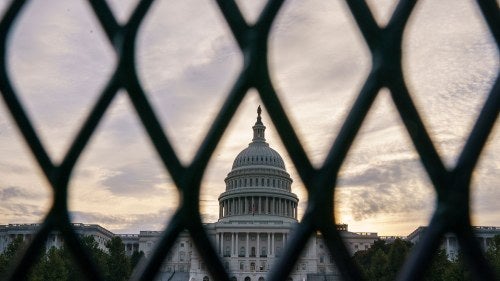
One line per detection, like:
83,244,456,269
0,0,498,280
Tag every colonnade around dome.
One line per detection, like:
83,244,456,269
219,196,298,219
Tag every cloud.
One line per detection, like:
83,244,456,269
100,162,170,196
0,186,43,201
0,203,46,222
0,0,497,236
70,208,176,233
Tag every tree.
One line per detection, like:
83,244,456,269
130,250,145,270
424,249,451,281
29,247,69,281
486,235,500,279
387,238,412,280
0,236,25,278
62,235,109,281
105,236,130,281
369,249,389,281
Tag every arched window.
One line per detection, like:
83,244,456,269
203,276,209,281
258,278,265,281
231,277,237,281
245,277,251,281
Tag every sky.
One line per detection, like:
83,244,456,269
0,0,498,236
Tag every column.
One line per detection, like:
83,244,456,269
267,233,271,257
257,233,260,257
246,233,249,257
259,197,262,214
235,233,239,256
217,233,220,255
232,233,235,257
266,197,269,214
271,233,274,256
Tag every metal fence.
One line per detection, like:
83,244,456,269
0,0,498,280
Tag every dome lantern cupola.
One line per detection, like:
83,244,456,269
252,106,266,142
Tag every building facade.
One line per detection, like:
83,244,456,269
0,108,381,281
407,226,500,260
0,223,114,253
161,107,378,281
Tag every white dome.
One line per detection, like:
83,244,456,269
218,106,298,222
231,142,286,170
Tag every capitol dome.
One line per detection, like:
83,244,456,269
218,106,298,222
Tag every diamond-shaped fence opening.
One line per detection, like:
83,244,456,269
0,0,498,281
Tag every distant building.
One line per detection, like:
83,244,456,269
407,226,500,259
0,223,114,253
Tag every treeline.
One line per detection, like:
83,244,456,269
353,236,500,281
0,236,144,281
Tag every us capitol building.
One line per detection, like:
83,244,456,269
134,108,379,281
0,108,387,280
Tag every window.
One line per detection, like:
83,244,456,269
261,247,267,257
240,262,244,271
179,251,185,261
250,262,255,271
251,247,256,257
225,246,230,257
239,246,245,257
320,256,324,264
276,247,282,257
203,277,209,281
